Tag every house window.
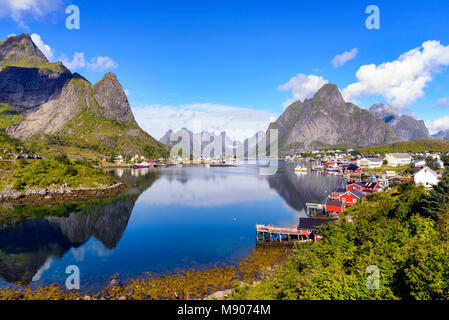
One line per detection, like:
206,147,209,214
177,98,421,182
353,199,357,203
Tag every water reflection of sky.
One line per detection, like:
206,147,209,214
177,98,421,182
0,164,344,291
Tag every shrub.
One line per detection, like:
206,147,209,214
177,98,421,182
54,154,70,165
13,179,26,191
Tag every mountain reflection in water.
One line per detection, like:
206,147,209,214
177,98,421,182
0,162,344,291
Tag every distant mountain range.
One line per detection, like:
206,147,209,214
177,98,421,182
0,33,168,158
2,34,446,159
368,103,431,141
159,128,268,157
161,84,449,156
160,128,241,157
433,130,449,141
267,84,399,154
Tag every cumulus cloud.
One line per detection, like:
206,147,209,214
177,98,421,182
436,97,449,108
30,33,53,61
332,48,358,67
132,103,278,142
426,116,449,133
62,52,118,72
0,0,62,27
342,40,449,109
277,73,329,107
62,52,85,70
87,56,118,72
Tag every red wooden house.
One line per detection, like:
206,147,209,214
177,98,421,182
298,218,333,242
346,182,364,192
331,188,347,198
325,198,345,213
337,189,366,206
347,164,362,174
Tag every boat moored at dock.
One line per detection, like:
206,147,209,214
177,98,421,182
294,165,308,173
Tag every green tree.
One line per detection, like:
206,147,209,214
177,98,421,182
426,157,441,171
441,154,449,167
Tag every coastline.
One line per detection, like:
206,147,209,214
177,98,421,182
0,244,291,300
0,182,128,205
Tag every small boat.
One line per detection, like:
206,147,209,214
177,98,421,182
295,165,307,173
326,168,341,175
311,165,324,172
134,161,150,169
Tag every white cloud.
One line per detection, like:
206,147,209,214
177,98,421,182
0,0,62,28
62,53,118,73
132,103,278,142
332,48,358,67
87,56,118,72
62,52,86,71
342,40,449,109
277,73,328,107
436,97,449,108
426,116,449,133
30,33,53,61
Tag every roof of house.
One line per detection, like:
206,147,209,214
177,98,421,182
298,218,332,230
326,198,344,206
416,166,439,177
367,158,383,162
389,153,411,159
333,188,347,194
364,182,379,189
349,188,366,199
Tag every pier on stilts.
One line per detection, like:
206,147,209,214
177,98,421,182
256,224,305,243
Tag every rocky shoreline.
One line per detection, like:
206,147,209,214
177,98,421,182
0,183,127,205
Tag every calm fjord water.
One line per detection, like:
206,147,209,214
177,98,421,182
0,162,344,291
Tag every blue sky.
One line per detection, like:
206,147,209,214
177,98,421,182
1,0,449,140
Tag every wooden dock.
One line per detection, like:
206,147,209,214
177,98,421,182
256,224,303,242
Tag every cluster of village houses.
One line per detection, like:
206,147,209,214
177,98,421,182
315,152,445,215
292,151,446,243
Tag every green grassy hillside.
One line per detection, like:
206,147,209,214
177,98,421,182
357,139,449,154
231,176,449,300
0,156,116,192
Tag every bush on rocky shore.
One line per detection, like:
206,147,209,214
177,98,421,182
0,156,116,194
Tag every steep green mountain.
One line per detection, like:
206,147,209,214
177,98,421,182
268,84,399,154
369,103,431,141
0,34,168,159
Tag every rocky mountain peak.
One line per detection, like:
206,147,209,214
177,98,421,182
159,129,175,145
0,34,48,69
312,83,345,106
433,130,449,141
93,72,135,123
368,103,430,141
